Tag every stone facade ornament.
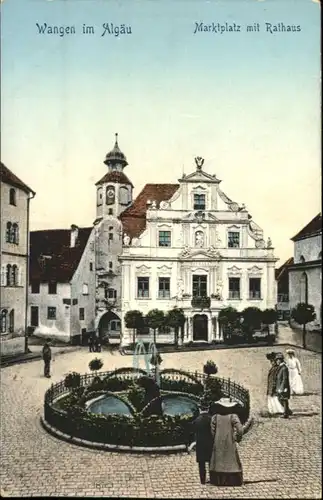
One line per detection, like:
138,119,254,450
194,156,205,170
160,201,170,209
151,200,157,209
195,231,204,248
180,245,192,258
132,237,140,247
207,246,221,259
177,279,184,300
255,239,266,249
123,233,130,246
267,237,272,248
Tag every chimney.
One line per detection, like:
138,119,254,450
70,224,79,248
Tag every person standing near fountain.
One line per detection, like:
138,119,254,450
42,339,52,378
191,402,213,485
209,398,244,487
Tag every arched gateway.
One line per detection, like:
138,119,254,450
98,311,121,340
193,314,208,341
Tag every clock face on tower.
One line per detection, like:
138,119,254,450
106,185,115,205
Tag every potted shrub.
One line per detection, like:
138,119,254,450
203,360,218,376
89,357,103,375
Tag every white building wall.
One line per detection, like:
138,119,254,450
120,161,278,346
29,282,71,342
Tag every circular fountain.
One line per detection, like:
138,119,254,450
42,341,251,451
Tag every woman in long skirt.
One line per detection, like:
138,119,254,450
266,352,284,415
209,399,244,487
286,349,304,395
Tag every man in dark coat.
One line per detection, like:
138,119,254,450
42,339,52,378
191,403,213,484
275,352,292,418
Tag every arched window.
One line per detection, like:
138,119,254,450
12,265,18,286
6,265,11,286
9,188,16,206
12,223,19,244
9,310,14,333
82,283,89,295
1,309,8,333
299,255,305,263
6,222,11,243
300,272,308,304
97,187,103,206
119,186,130,206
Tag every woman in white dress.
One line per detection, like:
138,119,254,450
286,349,304,395
266,352,284,415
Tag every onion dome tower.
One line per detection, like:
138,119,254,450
95,133,133,219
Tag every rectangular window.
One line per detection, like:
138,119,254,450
109,261,113,270
193,193,206,210
229,278,240,299
228,231,240,248
47,307,56,320
249,278,261,299
109,233,113,241
89,262,93,271
106,288,117,299
192,275,207,297
158,231,171,247
158,277,170,298
79,308,85,320
48,282,57,294
30,306,39,327
137,277,149,298
31,281,40,294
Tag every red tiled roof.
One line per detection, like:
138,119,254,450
291,213,322,241
30,227,92,283
120,183,179,239
275,257,294,281
95,170,133,187
0,162,35,194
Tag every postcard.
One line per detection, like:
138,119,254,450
0,0,321,498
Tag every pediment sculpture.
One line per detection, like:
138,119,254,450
180,245,192,258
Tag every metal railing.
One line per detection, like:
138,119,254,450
44,369,250,424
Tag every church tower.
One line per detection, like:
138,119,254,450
95,133,133,219
94,134,133,341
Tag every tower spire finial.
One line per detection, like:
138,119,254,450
115,132,118,145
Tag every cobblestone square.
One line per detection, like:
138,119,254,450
0,344,321,498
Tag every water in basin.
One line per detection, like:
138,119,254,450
88,396,132,416
162,395,199,416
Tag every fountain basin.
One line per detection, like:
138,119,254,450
87,395,133,416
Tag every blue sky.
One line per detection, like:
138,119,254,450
1,0,321,264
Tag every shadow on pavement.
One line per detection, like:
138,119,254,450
244,478,279,484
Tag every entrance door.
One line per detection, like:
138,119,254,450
30,306,39,327
193,314,208,341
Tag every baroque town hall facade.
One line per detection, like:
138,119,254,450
29,136,278,345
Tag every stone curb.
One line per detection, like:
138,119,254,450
0,346,82,368
40,413,254,454
123,341,320,356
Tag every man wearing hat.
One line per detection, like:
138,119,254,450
191,402,213,484
275,353,292,418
